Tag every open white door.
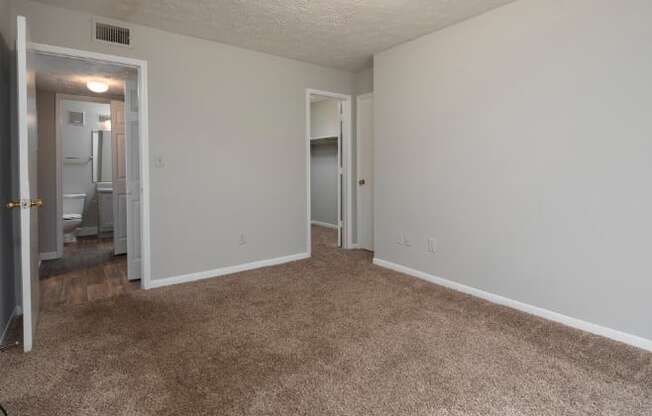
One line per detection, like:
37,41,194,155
125,79,141,280
111,100,127,255
336,102,343,248
13,16,41,352
357,93,374,251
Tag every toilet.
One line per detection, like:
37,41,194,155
63,193,86,243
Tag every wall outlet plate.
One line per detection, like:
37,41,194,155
427,237,437,253
398,232,412,247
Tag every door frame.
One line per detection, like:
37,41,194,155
356,92,374,251
305,89,353,254
31,42,152,290
53,93,112,259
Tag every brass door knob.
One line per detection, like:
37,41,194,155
6,199,42,209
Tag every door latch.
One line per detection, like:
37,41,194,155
6,198,43,209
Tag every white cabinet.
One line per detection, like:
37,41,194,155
97,190,114,233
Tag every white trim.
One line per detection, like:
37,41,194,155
16,15,34,352
29,42,147,70
306,89,353,252
0,307,19,346
40,251,59,261
356,93,373,251
356,92,373,100
373,258,652,352
149,253,310,289
305,91,312,256
311,220,338,230
31,42,152,291
343,99,353,250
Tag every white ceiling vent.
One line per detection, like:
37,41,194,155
92,18,132,47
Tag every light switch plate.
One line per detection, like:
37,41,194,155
154,155,165,168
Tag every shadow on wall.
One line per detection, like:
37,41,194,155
0,27,17,341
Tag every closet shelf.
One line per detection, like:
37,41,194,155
310,136,338,144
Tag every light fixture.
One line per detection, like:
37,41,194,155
86,80,109,93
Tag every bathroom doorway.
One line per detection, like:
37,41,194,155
12,19,150,350
33,51,143,307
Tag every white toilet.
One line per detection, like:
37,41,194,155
63,193,86,243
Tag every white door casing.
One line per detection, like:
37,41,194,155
356,93,374,251
29,42,151,290
111,100,127,255
125,79,141,280
15,16,40,352
305,89,352,254
337,101,343,248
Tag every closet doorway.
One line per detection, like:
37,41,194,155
305,89,352,254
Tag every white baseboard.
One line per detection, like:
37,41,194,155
149,252,310,289
40,251,59,261
0,306,19,346
311,221,338,230
373,258,652,352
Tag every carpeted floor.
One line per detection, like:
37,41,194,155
1,226,651,415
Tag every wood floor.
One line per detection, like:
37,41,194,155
40,236,140,310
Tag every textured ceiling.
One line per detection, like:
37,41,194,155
32,0,516,71
34,53,136,98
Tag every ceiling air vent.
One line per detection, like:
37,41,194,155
93,18,132,47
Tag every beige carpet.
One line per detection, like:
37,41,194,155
1,226,651,415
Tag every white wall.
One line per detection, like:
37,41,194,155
310,100,339,139
310,142,338,226
13,0,355,281
374,0,652,341
354,67,373,95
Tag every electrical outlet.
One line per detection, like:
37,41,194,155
427,237,437,253
398,232,413,247
239,233,246,246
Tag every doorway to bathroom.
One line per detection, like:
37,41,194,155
33,51,142,308
13,16,151,351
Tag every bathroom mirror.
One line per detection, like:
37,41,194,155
91,130,113,183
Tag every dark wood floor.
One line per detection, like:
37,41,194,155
40,236,139,309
